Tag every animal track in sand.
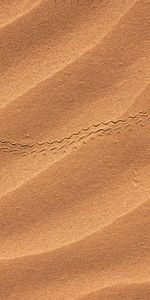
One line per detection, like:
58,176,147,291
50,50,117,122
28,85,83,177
0,110,149,157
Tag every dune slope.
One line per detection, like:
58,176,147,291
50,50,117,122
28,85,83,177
0,0,150,299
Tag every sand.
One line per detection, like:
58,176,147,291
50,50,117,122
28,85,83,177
0,0,150,299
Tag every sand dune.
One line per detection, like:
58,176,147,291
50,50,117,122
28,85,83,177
0,0,150,299
77,282,150,300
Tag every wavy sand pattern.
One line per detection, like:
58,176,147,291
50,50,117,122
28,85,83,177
0,0,150,299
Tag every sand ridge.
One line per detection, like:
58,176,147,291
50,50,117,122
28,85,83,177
0,0,150,299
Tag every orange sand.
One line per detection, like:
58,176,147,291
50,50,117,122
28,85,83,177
0,0,150,299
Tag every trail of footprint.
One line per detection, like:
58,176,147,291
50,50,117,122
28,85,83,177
0,110,149,157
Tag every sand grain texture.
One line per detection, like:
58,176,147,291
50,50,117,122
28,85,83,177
0,0,150,299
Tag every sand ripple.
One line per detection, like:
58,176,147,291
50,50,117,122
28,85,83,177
0,0,150,299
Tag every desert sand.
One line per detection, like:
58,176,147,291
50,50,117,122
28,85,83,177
0,0,150,299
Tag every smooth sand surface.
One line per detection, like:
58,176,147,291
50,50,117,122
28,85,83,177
0,0,150,299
